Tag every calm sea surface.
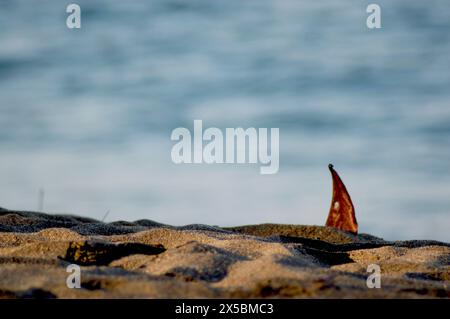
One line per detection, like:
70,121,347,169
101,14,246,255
0,0,449,241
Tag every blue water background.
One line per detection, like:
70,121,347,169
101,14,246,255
0,0,449,241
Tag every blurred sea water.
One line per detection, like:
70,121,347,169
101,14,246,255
0,0,449,241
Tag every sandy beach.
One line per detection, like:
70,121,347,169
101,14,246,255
0,207,448,299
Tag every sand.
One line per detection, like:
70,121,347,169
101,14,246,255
0,207,448,298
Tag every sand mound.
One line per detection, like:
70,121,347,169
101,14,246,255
0,208,448,298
